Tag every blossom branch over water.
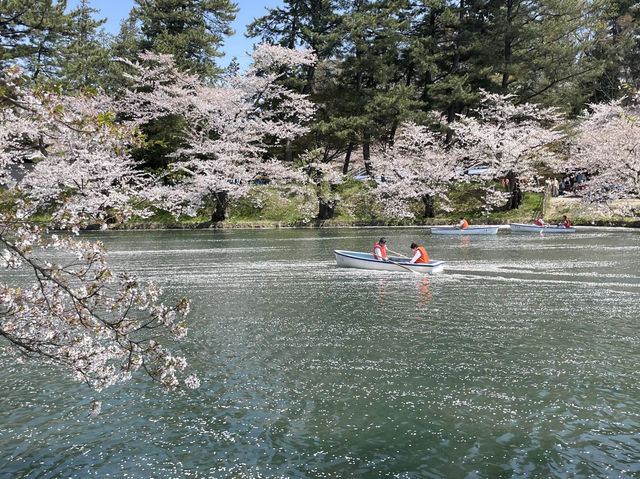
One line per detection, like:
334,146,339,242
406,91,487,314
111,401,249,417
0,44,315,397
0,67,189,393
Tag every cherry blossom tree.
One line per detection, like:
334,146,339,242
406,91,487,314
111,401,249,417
564,98,640,212
370,122,458,219
0,66,199,395
118,44,316,222
450,91,562,211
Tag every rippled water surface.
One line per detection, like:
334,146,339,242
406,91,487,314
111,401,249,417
1,227,639,478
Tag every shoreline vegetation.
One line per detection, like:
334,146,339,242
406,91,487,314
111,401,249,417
119,194,640,231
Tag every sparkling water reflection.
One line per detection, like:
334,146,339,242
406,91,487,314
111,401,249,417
1,227,639,477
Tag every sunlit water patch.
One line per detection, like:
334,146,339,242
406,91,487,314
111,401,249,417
0,228,638,477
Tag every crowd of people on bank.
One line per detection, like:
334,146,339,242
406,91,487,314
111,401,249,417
501,174,587,198
549,174,586,197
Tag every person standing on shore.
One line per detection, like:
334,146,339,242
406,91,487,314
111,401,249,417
409,243,429,264
373,237,388,260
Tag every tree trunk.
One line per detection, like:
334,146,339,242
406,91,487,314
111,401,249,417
342,142,354,174
303,64,316,95
445,0,465,144
506,171,523,210
501,0,513,91
446,104,456,143
422,194,435,218
389,120,399,146
285,139,293,163
210,191,229,222
318,184,337,220
363,131,372,176
420,10,436,107
542,180,551,215
318,198,336,220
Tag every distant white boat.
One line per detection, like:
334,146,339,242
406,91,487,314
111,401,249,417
509,223,576,233
334,250,445,274
431,226,499,235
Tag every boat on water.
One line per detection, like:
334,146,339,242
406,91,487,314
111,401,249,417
431,226,499,235
509,223,576,233
334,250,445,274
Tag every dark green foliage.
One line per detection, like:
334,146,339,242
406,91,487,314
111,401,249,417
490,0,605,113
129,0,238,79
129,114,189,172
583,0,640,105
248,0,345,165
1,0,74,82
404,0,490,125
58,0,111,91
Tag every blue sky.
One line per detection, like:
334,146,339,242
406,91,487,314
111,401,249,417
68,0,283,68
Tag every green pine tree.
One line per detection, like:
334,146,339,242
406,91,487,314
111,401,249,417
486,0,606,113
248,0,342,93
130,0,238,79
1,0,73,82
248,0,343,169
583,0,640,104
58,0,110,91
318,1,422,172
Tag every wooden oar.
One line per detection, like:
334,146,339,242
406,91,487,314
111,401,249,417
384,257,423,276
387,249,411,259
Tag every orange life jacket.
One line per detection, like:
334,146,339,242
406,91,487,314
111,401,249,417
535,217,545,226
460,219,469,229
415,246,429,263
373,242,387,260
560,218,570,228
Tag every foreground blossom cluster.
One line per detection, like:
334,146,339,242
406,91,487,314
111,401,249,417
0,45,317,394
0,225,198,390
0,65,199,392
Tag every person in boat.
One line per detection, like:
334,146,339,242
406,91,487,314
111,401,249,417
373,237,388,260
456,217,469,229
535,214,545,226
558,215,571,228
409,243,429,264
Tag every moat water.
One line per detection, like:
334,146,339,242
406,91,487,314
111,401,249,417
1,227,639,477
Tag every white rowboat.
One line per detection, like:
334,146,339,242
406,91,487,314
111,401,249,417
431,226,499,235
334,250,445,274
509,223,576,233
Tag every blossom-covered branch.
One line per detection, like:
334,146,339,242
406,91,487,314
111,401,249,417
564,98,640,210
0,66,198,393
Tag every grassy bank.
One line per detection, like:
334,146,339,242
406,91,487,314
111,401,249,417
124,183,640,229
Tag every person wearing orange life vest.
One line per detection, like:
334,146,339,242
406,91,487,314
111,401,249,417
373,237,388,260
456,217,469,229
535,214,545,226
409,243,429,264
558,215,571,228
